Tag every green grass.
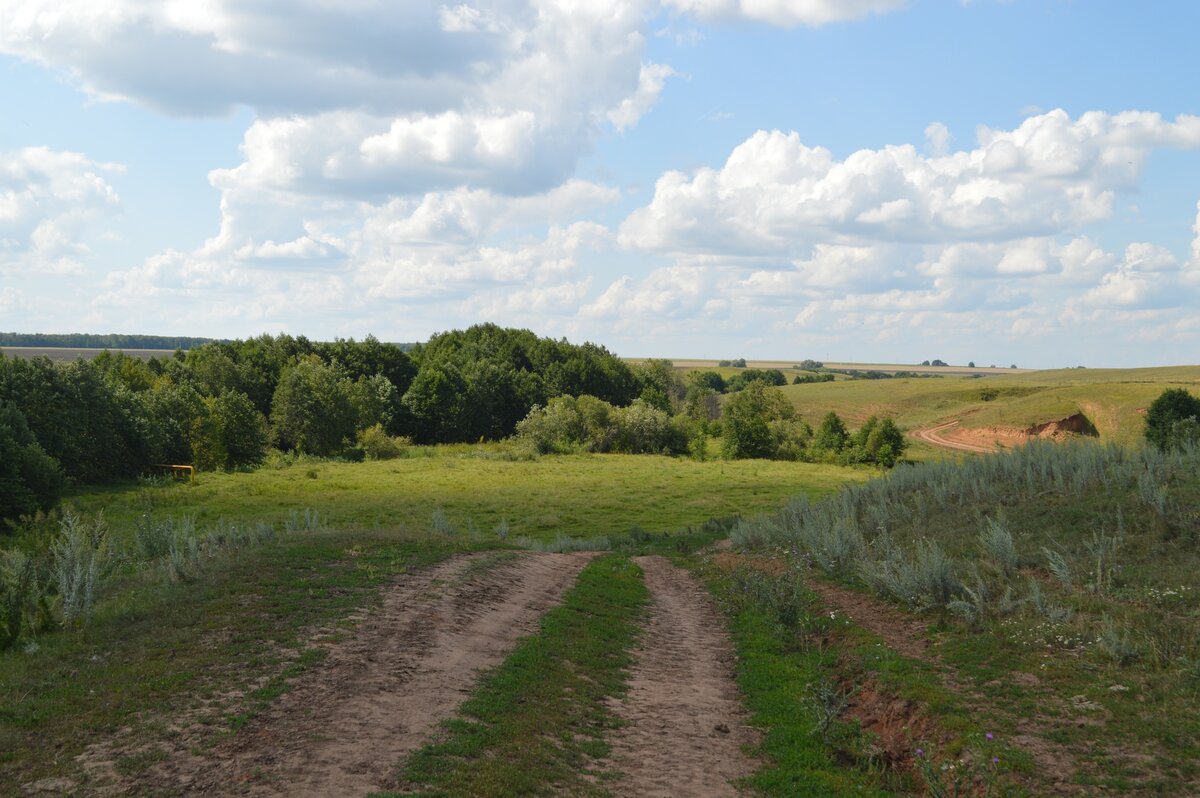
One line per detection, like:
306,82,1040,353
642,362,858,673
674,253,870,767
68,448,864,544
731,440,1200,795
383,554,648,798
3,450,864,792
775,365,1200,445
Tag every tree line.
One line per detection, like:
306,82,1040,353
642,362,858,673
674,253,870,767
0,325,910,525
0,332,225,350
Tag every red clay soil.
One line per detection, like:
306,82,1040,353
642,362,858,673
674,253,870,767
73,551,592,797
603,556,760,798
915,413,1095,454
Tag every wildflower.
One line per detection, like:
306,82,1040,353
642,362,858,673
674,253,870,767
985,732,994,741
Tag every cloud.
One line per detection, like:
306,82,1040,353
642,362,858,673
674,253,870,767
620,110,1200,256
924,121,952,156
663,0,907,27
1,0,667,204
608,63,679,133
0,146,122,274
1080,243,1193,309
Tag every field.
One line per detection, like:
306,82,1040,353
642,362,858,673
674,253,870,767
664,358,1036,376
771,365,1200,448
0,346,170,362
69,446,862,539
3,371,1199,796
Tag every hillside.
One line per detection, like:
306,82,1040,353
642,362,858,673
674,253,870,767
774,365,1200,449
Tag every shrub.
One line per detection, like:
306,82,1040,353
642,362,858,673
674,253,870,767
979,517,1018,577
515,395,692,456
1144,388,1200,451
357,424,410,460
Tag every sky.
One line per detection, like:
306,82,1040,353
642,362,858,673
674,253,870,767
2,1,1199,368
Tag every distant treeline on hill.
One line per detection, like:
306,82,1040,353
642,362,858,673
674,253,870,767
0,332,419,352
0,332,225,350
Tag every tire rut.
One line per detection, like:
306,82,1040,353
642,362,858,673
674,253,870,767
604,555,759,798
146,551,593,796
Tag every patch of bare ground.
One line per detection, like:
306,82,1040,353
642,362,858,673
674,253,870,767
915,414,1097,455
603,555,760,798
76,551,592,797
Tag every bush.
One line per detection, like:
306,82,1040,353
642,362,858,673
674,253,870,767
50,510,110,628
357,424,411,460
515,395,692,455
721,382,794,459
1145,388,1200,451
0,549,50,650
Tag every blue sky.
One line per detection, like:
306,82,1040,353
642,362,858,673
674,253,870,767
2,0,1199,367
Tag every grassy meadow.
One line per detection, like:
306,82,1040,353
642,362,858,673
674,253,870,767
769,365,1200,445
0,448,865,794
68,445,864,543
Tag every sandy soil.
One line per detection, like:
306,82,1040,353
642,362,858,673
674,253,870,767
912,420,1000,453
90,551,592,796
603,555,760,798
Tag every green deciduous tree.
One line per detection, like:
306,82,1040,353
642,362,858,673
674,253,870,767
721,381,794,459
1145,388,1200,451
270,357,357,456
190,390,268,471
0,403,65,523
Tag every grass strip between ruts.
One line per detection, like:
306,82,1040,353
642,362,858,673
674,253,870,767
382,553,648,797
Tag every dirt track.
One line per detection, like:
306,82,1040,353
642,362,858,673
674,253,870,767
912,420,998,454
604,556,759,797
111,551,592,796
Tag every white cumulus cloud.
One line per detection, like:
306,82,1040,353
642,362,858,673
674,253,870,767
0,146,122,274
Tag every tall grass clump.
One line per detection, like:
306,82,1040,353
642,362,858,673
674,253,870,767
516,535,612,553
979,517,1018,578
51,510,110,627
285,508,321,533
0,549,49,649
858,539,961,610
735,438,1200,650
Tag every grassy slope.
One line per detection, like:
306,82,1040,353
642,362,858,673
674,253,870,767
777,366,1200,445
3,451,865,792
733,441,1200,795
69,448,864,543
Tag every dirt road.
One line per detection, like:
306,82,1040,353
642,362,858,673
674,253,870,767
120,551,592,796
604,556,759,797
912,420,998,454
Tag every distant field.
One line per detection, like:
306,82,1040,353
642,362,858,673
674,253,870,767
777,364,1200,446
661,358,1036,376
0,346,171,362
